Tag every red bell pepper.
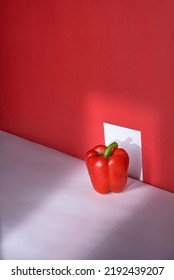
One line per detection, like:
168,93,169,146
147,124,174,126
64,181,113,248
85,142,129,194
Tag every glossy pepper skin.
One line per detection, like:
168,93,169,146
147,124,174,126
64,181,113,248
85,142,129,194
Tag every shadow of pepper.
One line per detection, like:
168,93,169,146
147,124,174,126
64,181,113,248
115,137,142,181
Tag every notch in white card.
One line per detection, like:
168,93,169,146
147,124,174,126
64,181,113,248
104,123,143,181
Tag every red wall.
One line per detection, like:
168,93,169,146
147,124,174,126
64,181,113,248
0,0,174,192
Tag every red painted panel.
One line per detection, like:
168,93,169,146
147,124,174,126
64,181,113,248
0,0,174,192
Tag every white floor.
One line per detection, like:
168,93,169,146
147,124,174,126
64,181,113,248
1,130,174,260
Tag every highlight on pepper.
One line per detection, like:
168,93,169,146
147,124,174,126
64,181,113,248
85,142,129,194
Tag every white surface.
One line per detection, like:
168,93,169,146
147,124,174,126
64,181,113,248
0,130,174,260
104,123,143,180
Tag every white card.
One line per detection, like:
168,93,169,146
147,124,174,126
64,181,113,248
104,123,143,181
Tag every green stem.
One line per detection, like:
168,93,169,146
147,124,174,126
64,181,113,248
103,142,118,159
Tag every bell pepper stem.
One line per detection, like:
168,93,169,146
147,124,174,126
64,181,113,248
103,142,118,159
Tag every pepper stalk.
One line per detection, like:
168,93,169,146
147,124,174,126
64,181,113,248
103,142,118,159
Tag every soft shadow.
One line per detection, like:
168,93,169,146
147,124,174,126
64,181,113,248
83,189,174,260
116,137,142,181
124,177,141,192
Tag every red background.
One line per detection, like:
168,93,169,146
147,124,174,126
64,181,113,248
0,0,174,192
